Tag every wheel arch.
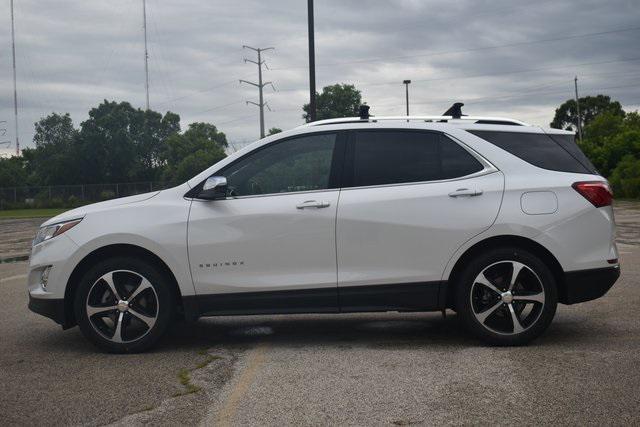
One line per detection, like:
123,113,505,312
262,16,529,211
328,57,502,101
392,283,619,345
64,244,185,328
443,235,567,308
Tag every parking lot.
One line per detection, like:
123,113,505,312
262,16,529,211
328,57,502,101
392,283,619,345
1,204,640,425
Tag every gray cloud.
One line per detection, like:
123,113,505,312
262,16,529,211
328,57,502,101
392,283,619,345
1,0,639,150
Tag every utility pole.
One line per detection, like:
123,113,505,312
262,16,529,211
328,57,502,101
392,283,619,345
142,0,150,110
240,46,275,139
307,0,316,122
574,76,583,143
10,0,19,155
403,80,411,116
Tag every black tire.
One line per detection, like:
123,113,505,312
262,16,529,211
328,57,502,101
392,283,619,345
74,256,174,353
455,247,557,346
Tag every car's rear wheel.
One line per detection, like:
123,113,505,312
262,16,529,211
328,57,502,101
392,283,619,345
74,257,174,353
455,247,557,346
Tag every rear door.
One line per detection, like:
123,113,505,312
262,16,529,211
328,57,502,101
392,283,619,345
336,129,504,311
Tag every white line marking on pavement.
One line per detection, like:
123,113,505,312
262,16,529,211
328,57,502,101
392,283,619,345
0,274,27,283
215,343,268,427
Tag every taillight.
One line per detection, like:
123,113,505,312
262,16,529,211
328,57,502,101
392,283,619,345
572,181,613,208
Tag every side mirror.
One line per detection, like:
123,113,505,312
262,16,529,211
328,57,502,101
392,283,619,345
198,176,228,200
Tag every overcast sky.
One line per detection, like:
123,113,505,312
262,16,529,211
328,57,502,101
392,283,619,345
1,0,639,151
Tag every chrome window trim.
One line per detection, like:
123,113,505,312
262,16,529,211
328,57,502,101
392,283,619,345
187,129,500,200
338,169,499,192
190,187,340,202
340,130,499,192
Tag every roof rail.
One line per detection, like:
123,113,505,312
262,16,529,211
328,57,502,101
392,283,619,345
300,116,530,127
300,103,529,128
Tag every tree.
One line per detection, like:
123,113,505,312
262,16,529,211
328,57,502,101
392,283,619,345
160,122,228,183
581,112,640,177
77,101,181,183
303,84,363,122
609,155,640,199
23,113,80,185
33,112,76,148
268,127,282,135
0,156,27,188
550,95,625,132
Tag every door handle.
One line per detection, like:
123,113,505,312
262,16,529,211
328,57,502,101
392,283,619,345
448,188,483,197
296,200,331,209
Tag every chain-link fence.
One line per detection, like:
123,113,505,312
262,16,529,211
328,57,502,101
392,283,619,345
0,181,178,210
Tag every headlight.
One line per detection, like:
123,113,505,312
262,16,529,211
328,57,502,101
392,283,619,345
33,218,82,247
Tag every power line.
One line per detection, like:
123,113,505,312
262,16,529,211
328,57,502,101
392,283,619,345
380,81,640,111
154,74,254,107
192,100,245,116
146,23,640,111
270,26,640,71
186,79,640,133
240,45,275,139
269,56,640,94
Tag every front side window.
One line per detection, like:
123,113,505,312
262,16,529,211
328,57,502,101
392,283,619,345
220,133,336,197
351,130,483,187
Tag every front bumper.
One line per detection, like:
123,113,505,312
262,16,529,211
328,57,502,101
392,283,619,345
560,265,620,304
28,295,69,327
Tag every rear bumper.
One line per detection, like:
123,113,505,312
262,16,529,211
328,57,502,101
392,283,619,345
560,265,620,304
28,295,68,328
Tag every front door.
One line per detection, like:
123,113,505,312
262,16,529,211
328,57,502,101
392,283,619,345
336,129,504,311
188,132,343,315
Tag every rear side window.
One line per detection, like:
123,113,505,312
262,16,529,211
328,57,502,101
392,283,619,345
468,130,597,174
351,130,483,187
547,133,598,173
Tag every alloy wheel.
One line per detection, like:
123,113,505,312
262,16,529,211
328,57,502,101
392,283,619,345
85,270,159,343
470,260,545,335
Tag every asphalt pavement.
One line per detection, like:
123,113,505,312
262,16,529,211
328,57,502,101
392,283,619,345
1,243,639,425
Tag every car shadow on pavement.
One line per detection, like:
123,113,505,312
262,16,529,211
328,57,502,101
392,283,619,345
28,310,614,355
154,311,610,352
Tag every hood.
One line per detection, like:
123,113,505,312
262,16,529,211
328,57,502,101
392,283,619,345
41,191,161,227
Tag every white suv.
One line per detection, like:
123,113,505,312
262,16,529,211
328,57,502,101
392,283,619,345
27,106,620,352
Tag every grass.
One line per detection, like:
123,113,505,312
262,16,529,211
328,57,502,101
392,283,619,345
174,368,202,396
173,351,222,397
0,208,68,219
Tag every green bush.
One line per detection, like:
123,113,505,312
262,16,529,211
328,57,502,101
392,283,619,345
609,155,640,199
100,190,116,200
48,197,65,208
67,195,83,208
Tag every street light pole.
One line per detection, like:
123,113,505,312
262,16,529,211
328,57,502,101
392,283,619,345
403,80,411,116
307,0,316,122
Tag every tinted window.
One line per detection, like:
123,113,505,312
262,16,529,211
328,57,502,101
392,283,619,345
220,133,336,196
468,130,597,174
441,135,486,178
547,133,598,173
351,131,483,187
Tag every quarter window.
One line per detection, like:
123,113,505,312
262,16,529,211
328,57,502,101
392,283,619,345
351,130,483,187
220,133,336,197
468,130,597,174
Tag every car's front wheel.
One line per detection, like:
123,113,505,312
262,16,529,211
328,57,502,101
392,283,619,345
455,247,558,346
74,257,174,353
